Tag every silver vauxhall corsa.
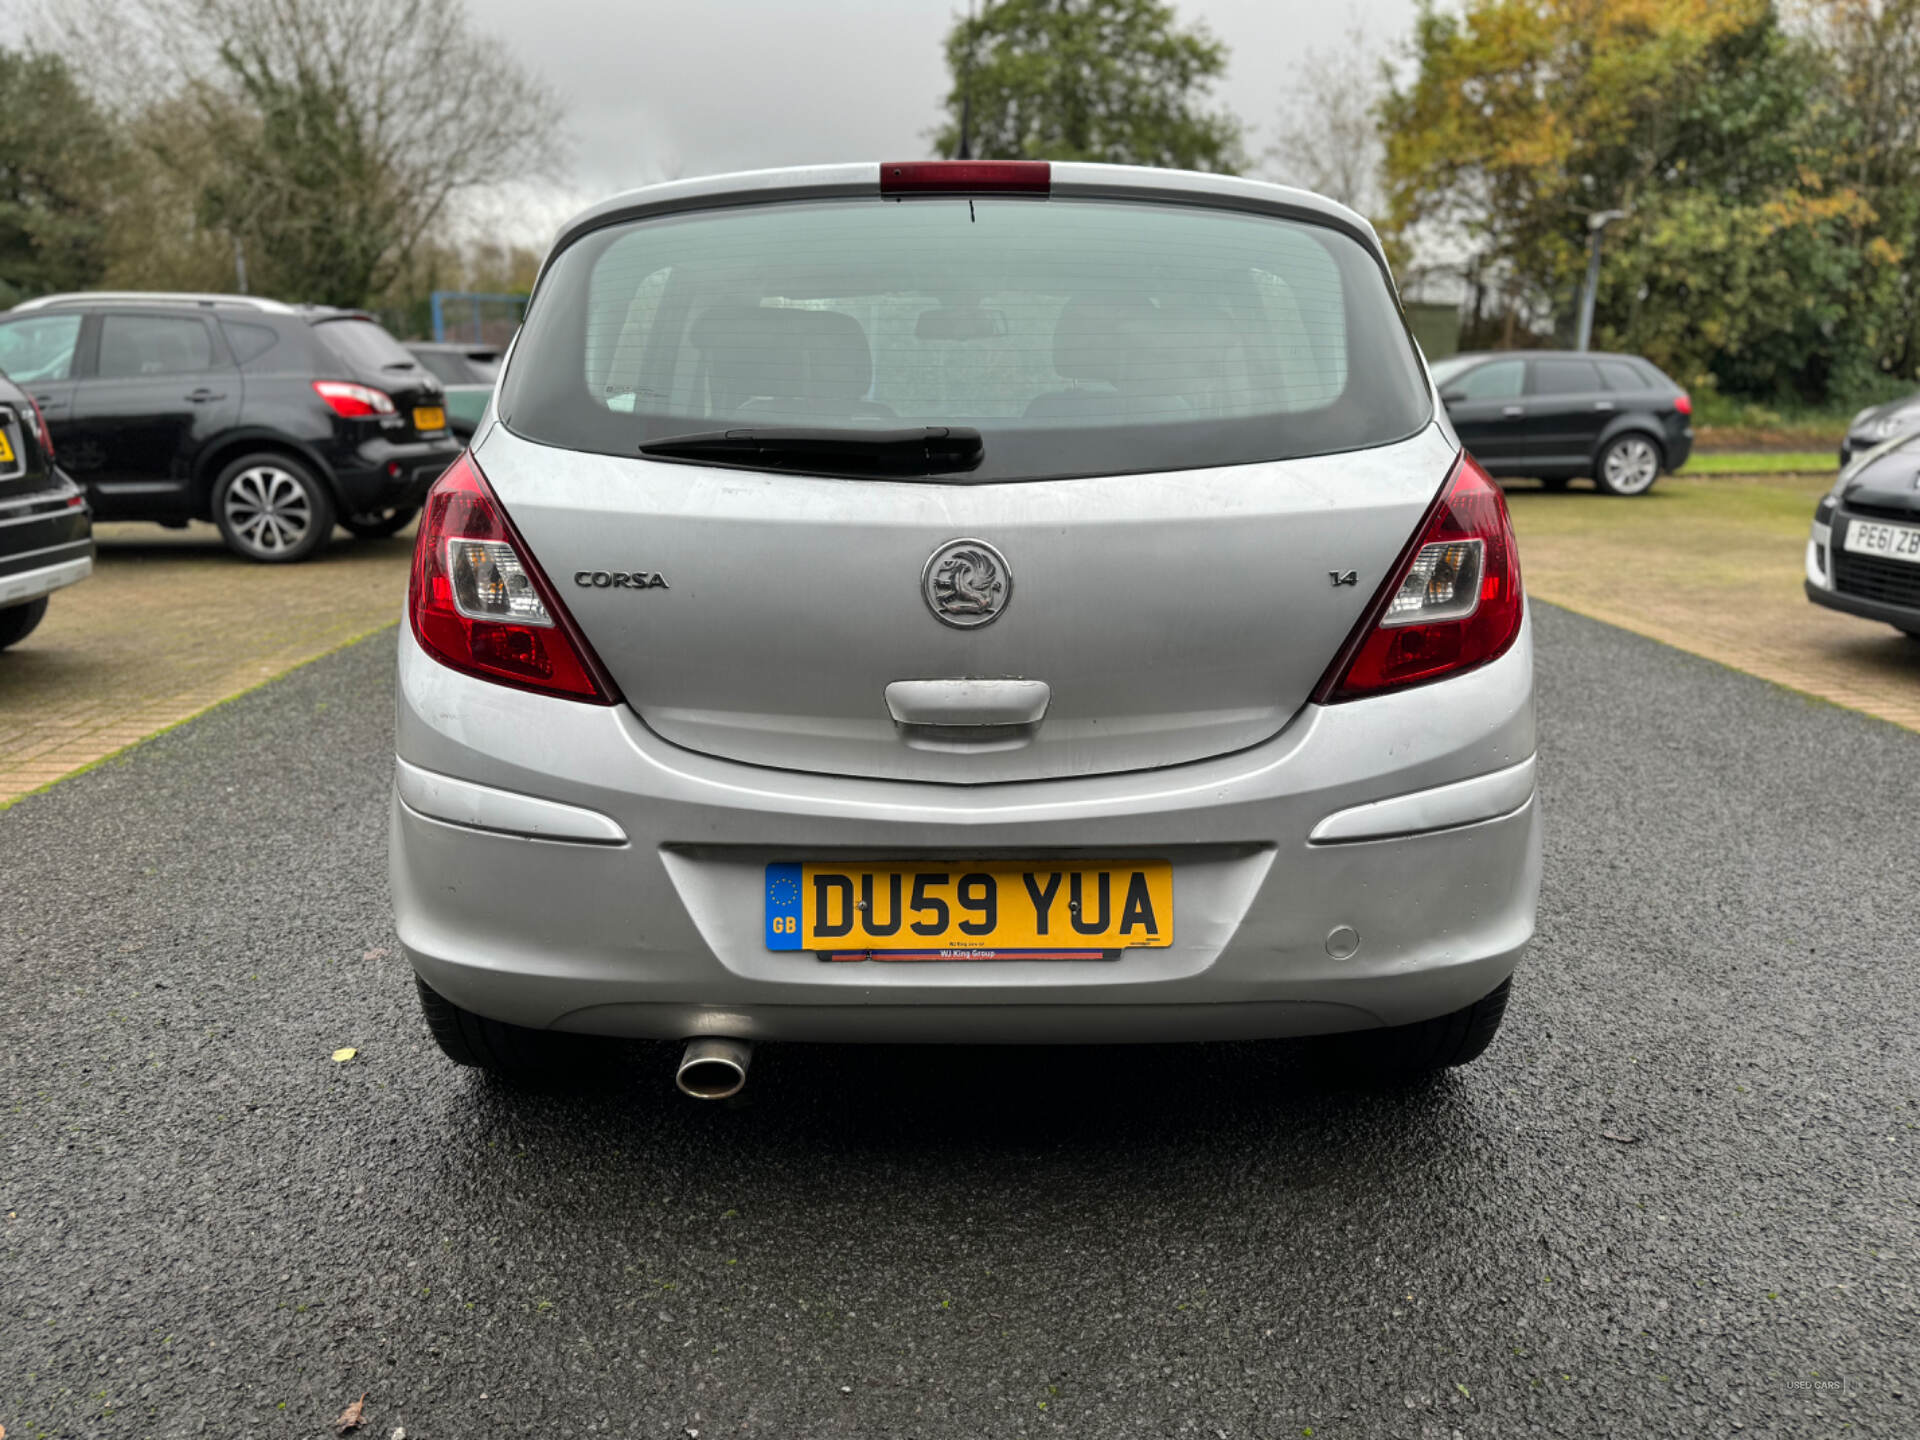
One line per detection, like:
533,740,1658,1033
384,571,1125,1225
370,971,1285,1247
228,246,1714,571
391,160,1541,1097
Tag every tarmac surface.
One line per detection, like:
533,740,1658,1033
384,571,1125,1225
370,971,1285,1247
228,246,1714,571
3,603,1916,1438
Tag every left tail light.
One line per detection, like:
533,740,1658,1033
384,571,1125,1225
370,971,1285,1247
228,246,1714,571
25,394,55,459
408,453,618,703
1316,451,1524,701
1674,392,1692,417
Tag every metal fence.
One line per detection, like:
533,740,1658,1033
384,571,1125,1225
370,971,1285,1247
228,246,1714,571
429,291,528,346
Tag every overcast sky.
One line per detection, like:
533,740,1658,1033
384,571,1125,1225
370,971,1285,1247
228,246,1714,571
0,0,1422,245
456,0,1418,243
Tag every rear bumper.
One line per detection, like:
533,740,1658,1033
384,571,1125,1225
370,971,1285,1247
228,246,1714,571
332,436,461,515
0,549,92,608
0,489,93,606
391,610,1541,1043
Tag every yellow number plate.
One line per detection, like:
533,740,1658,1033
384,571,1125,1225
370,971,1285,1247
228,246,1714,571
0,428,15,466
765,860,1172,958
413,406,447,433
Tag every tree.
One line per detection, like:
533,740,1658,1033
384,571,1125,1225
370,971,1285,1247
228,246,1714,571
1380,0,1887,401
48,0,564,308
0,47,120,305
932,0,1244,172
104,92,268,294
1265,28,1384,215
1795,0,1920,388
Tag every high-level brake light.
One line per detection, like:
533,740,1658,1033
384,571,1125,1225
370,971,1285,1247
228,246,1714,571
880,161,1051,194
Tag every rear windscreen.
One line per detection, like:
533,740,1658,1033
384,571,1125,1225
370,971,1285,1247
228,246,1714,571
501,197,1431,481
315,318,421,376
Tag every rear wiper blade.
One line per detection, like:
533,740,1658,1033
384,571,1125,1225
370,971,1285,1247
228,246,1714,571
639,425,983,476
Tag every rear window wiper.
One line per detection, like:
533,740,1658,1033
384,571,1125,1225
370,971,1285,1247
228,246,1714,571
639,425,983,476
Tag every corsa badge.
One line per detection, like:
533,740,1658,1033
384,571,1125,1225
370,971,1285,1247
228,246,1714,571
574,570,669,590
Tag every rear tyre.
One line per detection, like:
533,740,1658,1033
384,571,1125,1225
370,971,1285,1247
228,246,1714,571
0,596,49,651
1593,434,1663,496
415,975,583,1083
341,505,419,540
1317,978,1513,1084
213,453,335,562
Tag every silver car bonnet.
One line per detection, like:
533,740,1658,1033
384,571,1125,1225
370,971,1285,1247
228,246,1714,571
475,420,1459,785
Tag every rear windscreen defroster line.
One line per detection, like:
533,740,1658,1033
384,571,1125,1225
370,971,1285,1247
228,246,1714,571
500,196,1433,483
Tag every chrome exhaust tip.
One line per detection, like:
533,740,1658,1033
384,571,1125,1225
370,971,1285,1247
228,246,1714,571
676,1037,752,1099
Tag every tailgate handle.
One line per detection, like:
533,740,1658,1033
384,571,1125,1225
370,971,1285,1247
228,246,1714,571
885,679,1050,729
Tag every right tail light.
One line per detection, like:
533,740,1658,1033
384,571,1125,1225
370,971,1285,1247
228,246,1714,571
313,380,396,417
1317,452,1524,701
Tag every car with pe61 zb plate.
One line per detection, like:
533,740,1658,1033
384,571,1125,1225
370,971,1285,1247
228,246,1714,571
1807,432,1920,639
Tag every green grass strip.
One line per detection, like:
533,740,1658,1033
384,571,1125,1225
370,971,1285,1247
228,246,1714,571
1685,451,1837,475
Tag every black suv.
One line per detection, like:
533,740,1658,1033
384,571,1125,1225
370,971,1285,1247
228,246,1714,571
1432,349,1694,496
0,292,463,561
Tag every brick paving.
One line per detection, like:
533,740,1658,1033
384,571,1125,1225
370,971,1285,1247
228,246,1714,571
1507,473,1920,733
2,475,1916,806
0,523,412,805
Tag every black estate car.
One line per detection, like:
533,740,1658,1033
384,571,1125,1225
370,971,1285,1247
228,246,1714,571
0,366,91,650
0,293,463,562
1432,349,1693,496
1806,433,1920,639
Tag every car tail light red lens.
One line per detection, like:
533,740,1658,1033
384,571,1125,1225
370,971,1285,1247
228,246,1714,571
880,160,1051,194
1317,452,1524,701
313,380,396,418
1673,392,1692,416
408,453,617,703
25,394,55,459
